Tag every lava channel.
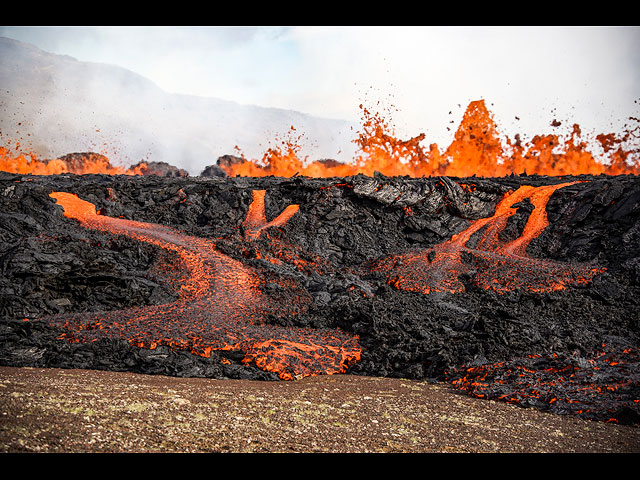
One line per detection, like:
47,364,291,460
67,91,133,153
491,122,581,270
45,191,361,380
374,182,605,294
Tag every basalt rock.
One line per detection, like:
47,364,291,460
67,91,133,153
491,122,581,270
129,161,190,177
0,170,638,424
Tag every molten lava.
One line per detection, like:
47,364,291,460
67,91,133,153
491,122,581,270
242,190,300,241
2,100,638,178
44,191,361,380
220,100,640,178
373,182,604,294
449,345,640,425
0,147,149,176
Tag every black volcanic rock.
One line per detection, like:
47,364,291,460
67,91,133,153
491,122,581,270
0,171,639,423
129,160,189,177
199,163,227,178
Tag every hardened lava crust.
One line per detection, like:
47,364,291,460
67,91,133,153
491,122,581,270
1,171,639,428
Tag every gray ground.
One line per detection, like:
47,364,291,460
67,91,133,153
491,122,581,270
1,366,638,453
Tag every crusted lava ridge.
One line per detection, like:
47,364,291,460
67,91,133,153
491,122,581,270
1,171,639,424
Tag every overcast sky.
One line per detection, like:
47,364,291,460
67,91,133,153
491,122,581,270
2,25,639,148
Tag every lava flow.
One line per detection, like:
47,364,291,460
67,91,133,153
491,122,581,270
373,182,604,294
448,345,640,425
242,189,300,241
44,191,361,380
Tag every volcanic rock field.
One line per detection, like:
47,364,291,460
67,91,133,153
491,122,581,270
1,170,639,424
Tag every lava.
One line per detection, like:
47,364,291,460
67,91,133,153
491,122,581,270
44,191,361,380
3,100,638,178
242,189,300,241
448,346,640,425
373,182,605,294
221,100,640,178
0,148,147,176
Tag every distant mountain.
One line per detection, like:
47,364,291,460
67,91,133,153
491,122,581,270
0,36,357,175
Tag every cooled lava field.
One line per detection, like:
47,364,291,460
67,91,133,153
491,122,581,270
1,169,639,425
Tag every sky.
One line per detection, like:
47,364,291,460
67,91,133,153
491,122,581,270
1,25,639,149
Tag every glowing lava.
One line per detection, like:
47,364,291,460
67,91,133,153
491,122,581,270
3,100,638,178
220,100,640,178
44,191,361,380
0,148,148,176
373,182,605,294
448,346,640,424
242,189,300,241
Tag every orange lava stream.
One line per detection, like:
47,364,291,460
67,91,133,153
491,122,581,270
242,190,300,241
45,192,361,380
373,182,605,294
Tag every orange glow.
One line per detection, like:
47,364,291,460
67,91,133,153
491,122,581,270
372,182,605,294
0,146,147,176
242,190,300,241
221,100,640,178
450,346,639,423
46,191,361,380
3,101,638,178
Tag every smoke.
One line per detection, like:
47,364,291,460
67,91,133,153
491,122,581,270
0,34,358,175
286,26,640,149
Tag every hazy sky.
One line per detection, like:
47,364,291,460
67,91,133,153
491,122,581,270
2,25,639,147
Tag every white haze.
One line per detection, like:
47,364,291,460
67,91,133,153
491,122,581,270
0,33,358,174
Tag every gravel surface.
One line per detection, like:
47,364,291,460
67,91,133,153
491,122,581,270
1,366,638,453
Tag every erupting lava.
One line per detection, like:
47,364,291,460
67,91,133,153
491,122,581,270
3,100,637,178
0,148,149,176
373,181,604,294
44,191,361,380
220,100,640,178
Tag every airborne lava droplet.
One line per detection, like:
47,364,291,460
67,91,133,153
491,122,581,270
45,191,361,380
